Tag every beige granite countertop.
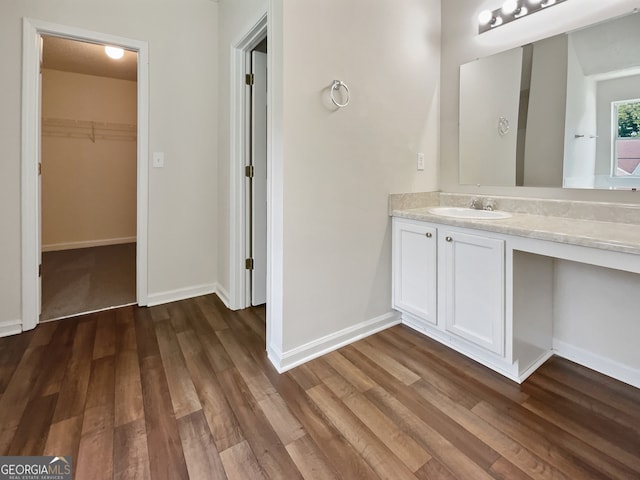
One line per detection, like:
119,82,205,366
392,207,640,256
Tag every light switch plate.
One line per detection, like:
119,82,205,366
417,153,425,171
152,152,164,168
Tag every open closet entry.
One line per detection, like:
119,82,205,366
40,35,138,320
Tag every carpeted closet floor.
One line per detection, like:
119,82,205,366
41,243,136,321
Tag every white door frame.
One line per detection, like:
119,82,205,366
230,10,285,369
229,14,268,310
21,18,149,330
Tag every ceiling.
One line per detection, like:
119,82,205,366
42,35,137,82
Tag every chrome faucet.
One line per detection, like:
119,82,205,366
469,198,483,210
483,199,497,211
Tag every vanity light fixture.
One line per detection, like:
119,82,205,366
478,0,567,34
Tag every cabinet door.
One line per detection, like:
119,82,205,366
392,219,437,326
441,230,505,355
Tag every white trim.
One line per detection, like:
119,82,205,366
0,320,23,338
21,18,150,332
268,312,401,373
553,339,640,389
214,283,232,310
146,284,217,307
40,302,137,323
42,236,136,252
21,19,41,332
229,13,268,311
266,0,284,372
517,350,554,383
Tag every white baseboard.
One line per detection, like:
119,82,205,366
553,339,640,389
268,311,401,373
42,236,136,252
0,319,23,338
147,283,217,307
517,350,554,384
214,283,232,310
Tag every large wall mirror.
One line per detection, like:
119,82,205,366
459,11,640,190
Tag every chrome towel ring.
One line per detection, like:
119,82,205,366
497,116,510,136
330,80,350,108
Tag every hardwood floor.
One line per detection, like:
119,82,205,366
0,294,638,479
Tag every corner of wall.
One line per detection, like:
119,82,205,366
269,311,401,373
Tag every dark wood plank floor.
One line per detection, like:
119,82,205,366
1,294,638,479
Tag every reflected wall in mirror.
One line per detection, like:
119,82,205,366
459,11,640,190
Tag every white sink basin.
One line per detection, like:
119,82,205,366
428,207,512,220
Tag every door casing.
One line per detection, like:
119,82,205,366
229,14,268,311
21,18,150,330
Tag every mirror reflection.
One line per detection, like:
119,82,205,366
459,11,640,190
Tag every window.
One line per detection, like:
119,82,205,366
612,99,640,177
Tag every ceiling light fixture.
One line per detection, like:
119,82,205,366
104,46,124,60
478,0,567,34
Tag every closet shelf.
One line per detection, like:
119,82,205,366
42,117,137,142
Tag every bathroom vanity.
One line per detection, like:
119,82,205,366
390,193,640,386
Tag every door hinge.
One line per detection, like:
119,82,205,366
38,162,42,175
245,258,254,270
38,264,42,277
245,165,254,178
245,73,254,85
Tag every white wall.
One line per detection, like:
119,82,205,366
553,260,640,374
441,0,640,202
0,0,218,326
274,0,440,355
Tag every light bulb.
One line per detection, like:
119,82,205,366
478,10,493,25
105,46,124,60
502,0,518,14
515,6,528,17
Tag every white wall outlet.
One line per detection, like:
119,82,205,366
417,152,425,171
152,152,164,168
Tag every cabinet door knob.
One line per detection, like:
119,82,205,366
426,232,432,238
445,236,453,242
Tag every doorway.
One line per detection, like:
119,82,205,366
40,35,138,320
229,13,268,311
21,19,150,331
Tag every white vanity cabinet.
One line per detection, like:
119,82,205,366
392,217,517,379
392,219,437,327
392,217,506,361
440,229,505,356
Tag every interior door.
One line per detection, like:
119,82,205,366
251,50,267,306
